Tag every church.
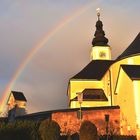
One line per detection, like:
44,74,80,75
2,10,140,140
68,10,140,139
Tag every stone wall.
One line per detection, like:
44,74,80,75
52,107,120,135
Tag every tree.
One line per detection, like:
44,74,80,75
79,120,98,140
39,119,60,140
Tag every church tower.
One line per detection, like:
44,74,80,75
68,9,114,108
90,9,111,60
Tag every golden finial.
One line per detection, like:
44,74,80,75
96,8,100,20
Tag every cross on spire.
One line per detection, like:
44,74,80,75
96,8,100,21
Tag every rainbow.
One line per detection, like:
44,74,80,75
0,1,101,114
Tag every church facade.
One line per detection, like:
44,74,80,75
68,13,140,139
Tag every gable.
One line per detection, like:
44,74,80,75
115,65,139,94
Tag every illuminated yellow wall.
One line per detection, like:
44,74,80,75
105,55,140,139
7,94,26,110
69,80,104,108
133,81,140,140
114,68,136,135
111,55,140,103
69,55,140,107
7,94,15,110
69,80,103,99
69,78,111,108
90,46,111,60
102,69,114,106
70,100,109,108
15,101,26,109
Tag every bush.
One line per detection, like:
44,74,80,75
0,120,41,140
15,120,41,140
79,120,98,140
39,119,60,140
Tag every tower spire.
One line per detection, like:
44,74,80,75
92,8,109,46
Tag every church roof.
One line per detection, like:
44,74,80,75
71,60,114,80
71,89,108,101
11,91,27,102
117,33,140,60
121,65,140,80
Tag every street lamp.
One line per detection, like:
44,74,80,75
77,92,83,120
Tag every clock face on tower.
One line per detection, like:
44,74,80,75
99,51,106,58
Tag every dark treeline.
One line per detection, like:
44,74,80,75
0,120,98,140
0,120,136,140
